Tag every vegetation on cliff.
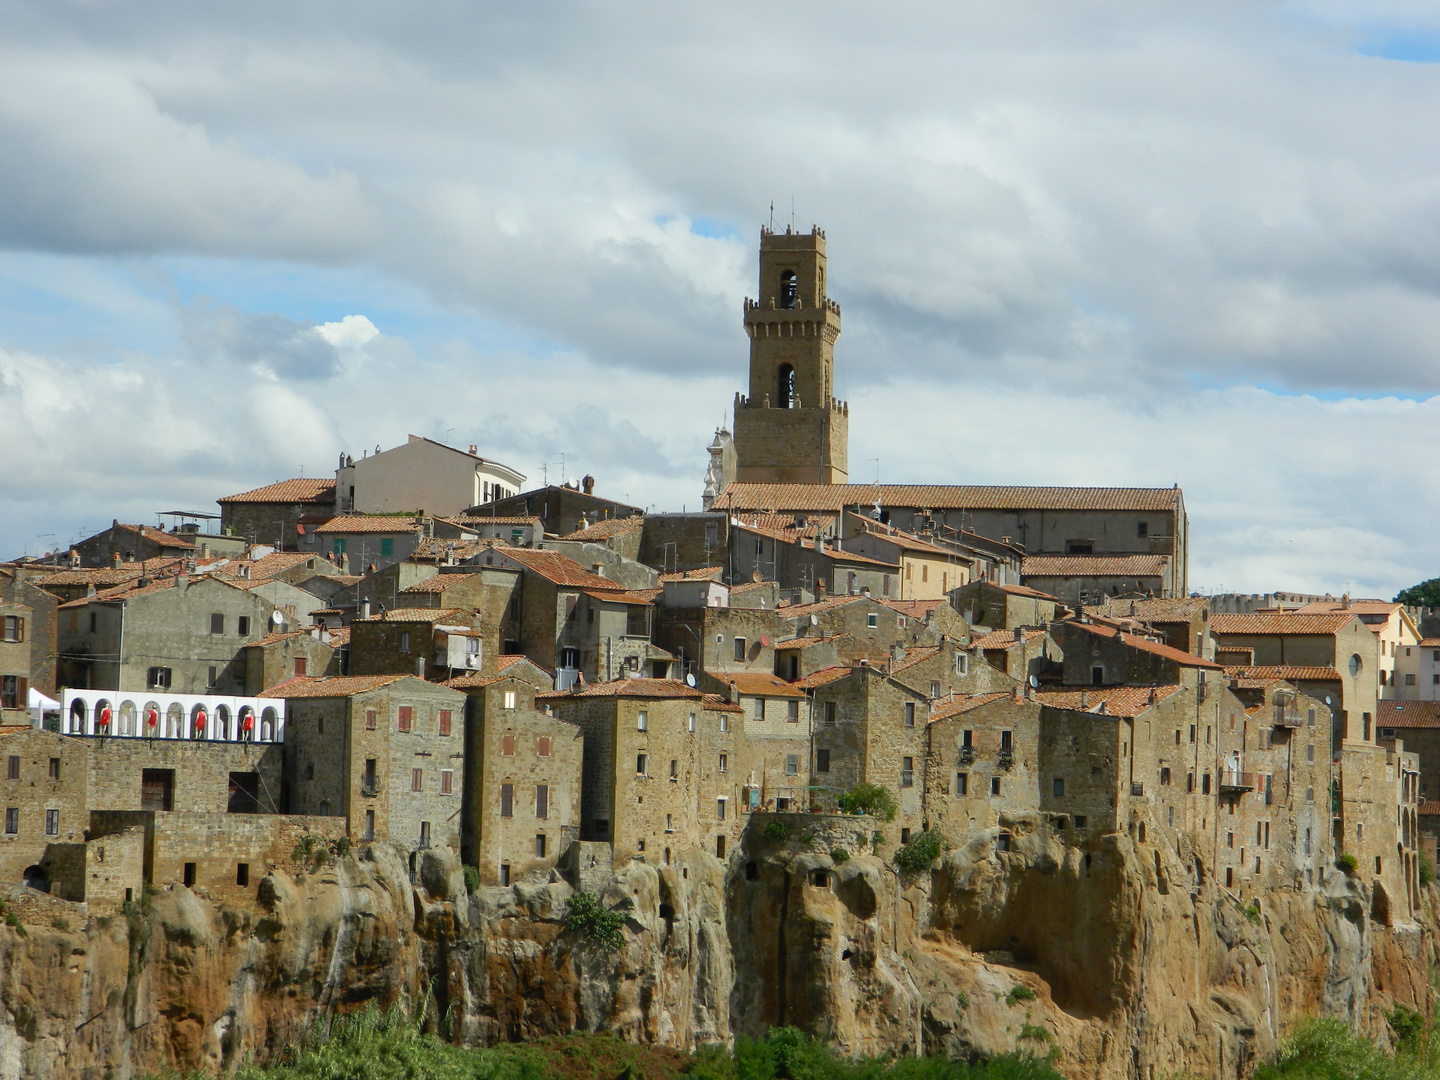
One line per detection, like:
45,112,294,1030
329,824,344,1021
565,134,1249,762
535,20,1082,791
1257,1016,1440,1080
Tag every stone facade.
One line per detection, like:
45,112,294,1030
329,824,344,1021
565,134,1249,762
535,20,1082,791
0,602,31,723
243,629,343,693
72,521,196,568
0,569,59,696
0,728,90,894
949,581,1059,632
466,485,642,537
217,478,336,548
335,435,524,517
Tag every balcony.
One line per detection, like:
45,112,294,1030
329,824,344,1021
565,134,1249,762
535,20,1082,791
1273,707,1302,729
958,746,975,765
998,749,1015,770
361,777,380,797
1219,771,1256,794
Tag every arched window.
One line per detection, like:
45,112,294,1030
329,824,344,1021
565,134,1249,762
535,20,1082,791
119,701,137,736
780,270,798,309
165,703,184,739
217,705,232,741
260,707,278,742
69,698,86,734
190,704,207,740
777,364,796,409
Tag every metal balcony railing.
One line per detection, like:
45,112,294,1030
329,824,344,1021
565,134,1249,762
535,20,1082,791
1130,782,1144,798
958,746,975,765
1273,707,1302,729
1219,771,1256,794
361,778,380,797
998,749,1015,770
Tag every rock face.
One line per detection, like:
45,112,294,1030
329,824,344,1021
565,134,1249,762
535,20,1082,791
0,817,1431,1078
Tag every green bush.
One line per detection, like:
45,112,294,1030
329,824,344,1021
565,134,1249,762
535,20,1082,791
1018,1025,1051,1044
50,915,71,933
1386,1004,1424,1053
838,783,899,823
762,821,792,841
1337,852,1359,874
1244,901,1262,926
955,990,970,1011
1005,985,1037,1007
895,829,946,873
1421,853,1435,887
564,891,626,952
871,832,885,854
463,865,481,894
830,848,850,864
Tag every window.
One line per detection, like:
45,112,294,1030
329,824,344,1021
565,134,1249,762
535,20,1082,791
147,667,172,689
931,681,940,697
399,631,411,652
1091,664,1104,686
785,754,799,775
666,814,674,832
996,832,1011,851
439,710,452,736
380,537,394,558
637,710,648,731
500,784,513,817
734,637,747,661
1308,709,1315,726
398,706,413,732
47,758,59,781
211,613,225,635
955,772,967,795
500,863,511,885
411,768,423,792
1000,730,1013,752
504,691,516,709
1053,778,1065,797
817,749,831,773
536,785,548,819
720,713,729,732
1160,767,1171,786
1137,521,1148,538
183,862,196,887
2,615,22,642
719,753,728,773
1073,815,1087,829
4,808,15,834
538,736,551,757
535,834,547,858
922,565,928,583
688,713,696,733
901,756,914,787
43,808,58,836
441,770,453,795
1363,712,1371,740
904,702,915,728
787,700,800,723
1187,772,1195,792
1203,773,1212,795
366,709,377,730
955,654,969,676
237,616,251,636
332,537,347,556
420,821,431,848
636,753,648,775
717,798,727,820
1307,744,1314,763
825,701,836,723
867,614,878,628
1406,674,1417,685
5,756,16,780
89,611,97,633
990,777,1001,796
753,698,764,721
717,836,726,858
901,828,911,844
365,810,375,840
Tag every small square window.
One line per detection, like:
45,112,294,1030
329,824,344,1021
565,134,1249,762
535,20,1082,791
990,777,1001,796
867,614,878,628
637,710,648,731
817,748,831,772
719,753,728,773
1053,777,1065,797
411,768,423,792
439,710,452,736
237,616,251,636
955,772,967,795
45,809,58,836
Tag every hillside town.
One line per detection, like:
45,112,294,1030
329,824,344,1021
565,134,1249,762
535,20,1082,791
0,226,1431,943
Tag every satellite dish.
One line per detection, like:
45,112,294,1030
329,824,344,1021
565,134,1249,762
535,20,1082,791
271,611,285,626
1028,675,1038,688
685,673,696,687
810,614,819,625
751,570,763,583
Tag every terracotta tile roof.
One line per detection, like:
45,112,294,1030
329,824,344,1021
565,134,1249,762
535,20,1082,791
972,628,1048,651
776,594,869,618
928,692,1016,722
496,655,531,672
102,523,194,549
258,674,411,698
219,478,336,505
444,515,542,528
39,559,186,588
881,599,950,619
444,674,506,689
1021,554,1170,577
1065,619,1221,669
537,678,703,701
400,574,479,594
659,567,725,582
794,666,854,689
561,517,645,541
773,635,843,650
976,582,1060,601
243,630,307,648
1422,639,1440,647
824,548,900,568
326,627,351,647
1086,597,1208,621
1379,701,1440,728
891,646,941,673
1227,675,1286,690
729,580,774,595
732,513,836,539
1210,613,1362,635
708,671,807,697
1215,647,1255,664
314,515,420,535
412,537,497,561
1292,600,1400,616
498,548,621,590
852,523,958,557
1221,665,1341,681
581,588,660,605
715,484,1183,513
1034,684,1184,717
58,576,185,608
702,693,744,713
359,607,470,624
244,551,331,579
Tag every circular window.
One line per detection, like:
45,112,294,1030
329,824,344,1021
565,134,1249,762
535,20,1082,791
1349,654,1362,677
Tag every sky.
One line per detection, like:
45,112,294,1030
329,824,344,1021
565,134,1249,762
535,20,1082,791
0,2,1437,598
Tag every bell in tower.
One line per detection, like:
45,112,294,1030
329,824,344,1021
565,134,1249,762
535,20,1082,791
731,225,849,485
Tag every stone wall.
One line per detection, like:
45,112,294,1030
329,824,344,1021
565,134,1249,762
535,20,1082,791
85,736,283,814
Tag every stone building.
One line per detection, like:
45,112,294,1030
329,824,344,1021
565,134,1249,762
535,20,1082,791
925,692,1042,838
1020,554,1172,608
838,518,973,599
1210,612,1380,751
0,601,31,723
539,679,746,864
972,628,1057,684
335,436,525,518
455,675,582,886
348,607,492,682
731,226,849,485
313,515,431,574
1378,700,1440,813
243,627,344,693
1084,596,1212,657
0,568,59,696
562,516,646,562
1293,599,1423,700
1053,619,1223,690
0,727,90,894
57,574,281,695
72,521,197,568
465,483,642,538
698,672,810,811
267,674,466,854
728,521,898,599
216,477,337,548
950,580,1060,633
637,514,725,573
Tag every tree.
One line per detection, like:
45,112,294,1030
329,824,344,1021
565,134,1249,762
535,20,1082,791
1394,578,1440,606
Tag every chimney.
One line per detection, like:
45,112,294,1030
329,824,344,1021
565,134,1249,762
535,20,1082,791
1342,593,1350,609
469,444,478,455
415,655,426,678
1013,626,1024,642
111,552,122,570
816,578,827,600
360,598,372,620
1148,686,1157,703
582,475,595,496
175,573,188,592
1079,690,1088,709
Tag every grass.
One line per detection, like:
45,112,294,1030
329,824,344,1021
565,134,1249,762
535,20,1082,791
1256,1017,1440,1080
1005,986,1036,1007
564,891,626,952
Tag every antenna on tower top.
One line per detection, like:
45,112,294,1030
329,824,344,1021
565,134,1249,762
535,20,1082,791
791,196,795,231
768,201,775,231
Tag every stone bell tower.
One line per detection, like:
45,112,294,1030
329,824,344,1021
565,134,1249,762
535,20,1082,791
732,226,849,484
